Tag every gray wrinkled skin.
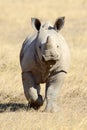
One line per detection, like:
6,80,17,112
20,17,70,112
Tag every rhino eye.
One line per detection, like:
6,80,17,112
57,45,59,48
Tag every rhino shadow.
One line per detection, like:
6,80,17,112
0,103,29,113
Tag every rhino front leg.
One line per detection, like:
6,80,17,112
45,72,66,112
22,72,43,109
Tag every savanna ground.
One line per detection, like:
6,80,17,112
0,0,87,129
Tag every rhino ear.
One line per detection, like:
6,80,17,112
31,18,41,31
54,16,65,31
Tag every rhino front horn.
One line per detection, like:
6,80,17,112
46,36,53,49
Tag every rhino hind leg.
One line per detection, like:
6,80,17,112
45,72,66,112
22,72,43,109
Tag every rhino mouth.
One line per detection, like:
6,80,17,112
42,55,58,61
42,56,57,65
42,50,59,65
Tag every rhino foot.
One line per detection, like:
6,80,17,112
44,103,59,113
28,95,43,110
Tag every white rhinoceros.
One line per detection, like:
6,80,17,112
20,17,70,112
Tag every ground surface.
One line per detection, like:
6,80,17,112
0,0,87,130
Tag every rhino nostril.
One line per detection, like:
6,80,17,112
39,45,41,49
42,55,45,61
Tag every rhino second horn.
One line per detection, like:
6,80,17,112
46,36,53,49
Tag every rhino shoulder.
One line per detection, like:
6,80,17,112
20,36,30,63
20,34,37,63
57,33,70,72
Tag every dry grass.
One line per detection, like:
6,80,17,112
0,0,87,129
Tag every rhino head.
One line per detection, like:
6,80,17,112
31,17,65,65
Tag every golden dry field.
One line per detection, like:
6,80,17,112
0,0,87,129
